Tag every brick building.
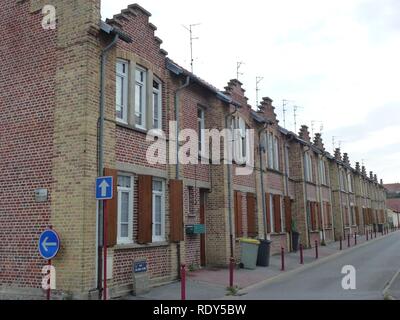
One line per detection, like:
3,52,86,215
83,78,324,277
0,1,388,299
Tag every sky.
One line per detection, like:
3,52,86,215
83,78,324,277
102,0,400,183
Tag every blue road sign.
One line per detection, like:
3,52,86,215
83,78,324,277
96,176,113,200
38,229,60,260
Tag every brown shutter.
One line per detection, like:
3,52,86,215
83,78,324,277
284,196,292,233
310,202,316,231
266,193,271,233
317,202,322,230
246,193,257,238
355,207,360,225
104,168,118,247
170,179,184,242
273,195,281,233
234,191,243,237
138,175,152,244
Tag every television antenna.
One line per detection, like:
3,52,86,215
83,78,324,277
236,61,244,80
182,23,201,73
256,76,264,107
293,105,303,133
282,100,294,129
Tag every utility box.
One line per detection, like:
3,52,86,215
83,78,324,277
132,259,149,295
185,224,206,235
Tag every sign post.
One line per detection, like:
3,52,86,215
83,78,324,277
38,227,60,300
96,176,113,301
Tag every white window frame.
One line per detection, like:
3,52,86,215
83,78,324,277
319,159,326,185
267,132,274,169
232,116,247,164
273,136,279,170
116,60,129,124
117,175,133,244
135,66,147,129
198,108,205,155
304,153,313,182
269,194,275,233
152,178,166,243
152,77,162,129
280,196,285,233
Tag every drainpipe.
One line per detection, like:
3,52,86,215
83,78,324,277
317,154,326,243
283,134,294,248
302,145,311,247
225,105,239,259
337,164,345,238
258,124,268,240
97,33,119,299
173,76,190,278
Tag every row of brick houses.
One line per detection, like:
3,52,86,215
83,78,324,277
0,1,388,299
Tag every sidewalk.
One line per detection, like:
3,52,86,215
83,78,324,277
125,229,398,300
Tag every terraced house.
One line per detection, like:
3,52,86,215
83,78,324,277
0,1,388,299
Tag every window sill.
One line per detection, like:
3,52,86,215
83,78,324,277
116,122,149,135
114,241,170,250
266,168,283,175
270,232,287,236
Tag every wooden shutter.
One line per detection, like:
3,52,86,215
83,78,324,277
265,193,271,233
273,195,281,233
284,196,292,233
170,179,184,242
326,202,332,227
317,202,322,230
355,206,360,225
104,168,118,247
138,175,152,244
246,193,257,237
234,191,243,237
310,202,316,231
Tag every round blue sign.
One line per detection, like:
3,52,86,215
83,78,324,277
38,229,60,260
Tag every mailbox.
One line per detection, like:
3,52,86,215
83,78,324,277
185,224,205,235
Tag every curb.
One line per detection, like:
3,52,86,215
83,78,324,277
382,267,400,300
237,231,400,295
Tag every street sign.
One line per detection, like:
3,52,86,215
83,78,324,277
96,176,113,200
38,229,60,260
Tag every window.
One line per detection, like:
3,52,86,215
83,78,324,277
152,78,162,129
304,153,313,182
116,60,128,123
152,179,165,242
117,175,133,244
319,160,327,185
266,133,279,171
348,173,354,193
232,116,247,163
269,194,275,233
198,108,205,155
135,66,147,129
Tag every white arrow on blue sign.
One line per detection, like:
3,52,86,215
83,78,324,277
38,229,60,260
96,176,113,200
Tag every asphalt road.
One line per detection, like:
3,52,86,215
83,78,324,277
235,231,400,300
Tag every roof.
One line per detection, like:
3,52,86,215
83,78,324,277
384,184,400,192
387,198,400,212
100,20,133,43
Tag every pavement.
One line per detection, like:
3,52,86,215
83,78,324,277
125,229,400,300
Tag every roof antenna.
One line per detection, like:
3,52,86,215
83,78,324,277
311,120,324,138
182,23,201,73
293,105,303,133
256,76,264,107
236,61,244,80
282,100,294,129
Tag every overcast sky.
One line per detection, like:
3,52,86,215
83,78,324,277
102,0,400,183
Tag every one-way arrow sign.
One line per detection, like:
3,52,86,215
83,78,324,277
96,176,113,200
38,229,60,260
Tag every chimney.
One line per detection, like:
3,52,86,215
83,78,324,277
362,166,367,176
334,148,342,161
299,125,311,142
370,171,374,180
343,153,350,166
355,162,361,172
313,133,325,150
259,97,277,124
380,179,383,185
374,174,378,182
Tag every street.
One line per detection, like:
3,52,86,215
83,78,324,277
231,231,400,300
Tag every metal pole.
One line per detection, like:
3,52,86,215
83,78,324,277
354,232,357,246
281,247,285,271
315,241,318,259
181,264,186,300
47,259,51,300
229,257,235,288
347,234,350,248
103,200,107,300
300,244,304,264
340,236,342,250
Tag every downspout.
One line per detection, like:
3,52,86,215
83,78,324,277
337,163,345,238
317,154,326,243
283,134,294,249
258,124,268,240
174,75,190,278
302,145,311,247
97,33,119,298
225,105,239,259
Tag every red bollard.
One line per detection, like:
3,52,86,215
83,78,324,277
181,264,186,301
354,232,357,246
229,257,235,288
315,240,319,259
299,244,304,265
347,234,350,248
366,230,369,241
281,247,285,271
340,236,343,250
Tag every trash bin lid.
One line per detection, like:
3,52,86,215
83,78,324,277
239,238,260,245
